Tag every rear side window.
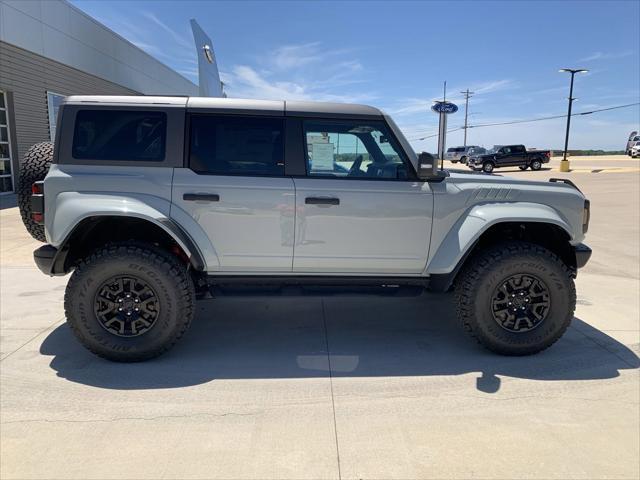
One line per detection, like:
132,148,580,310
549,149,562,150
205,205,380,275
189,115,284,176
512,145,526,153
72,110,166,161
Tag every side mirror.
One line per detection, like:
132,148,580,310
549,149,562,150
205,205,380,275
417,152,438,179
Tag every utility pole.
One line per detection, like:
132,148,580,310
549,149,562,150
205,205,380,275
559,68,588,171
460,89,474,148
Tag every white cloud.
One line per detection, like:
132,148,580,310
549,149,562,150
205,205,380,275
577,51,635,62
141,11,193,50
386,79,515,117
222,42,375,103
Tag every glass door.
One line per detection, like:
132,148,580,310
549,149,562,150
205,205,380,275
0,91,14,194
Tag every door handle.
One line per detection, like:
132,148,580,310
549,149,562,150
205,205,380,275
305,197,340,206
183,193,220,202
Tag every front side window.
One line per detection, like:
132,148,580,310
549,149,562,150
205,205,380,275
189,115,284,176
72,110,166,161
303,120,412,179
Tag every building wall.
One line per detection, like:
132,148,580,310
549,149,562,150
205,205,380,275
0,0,198,96
0,41,138,165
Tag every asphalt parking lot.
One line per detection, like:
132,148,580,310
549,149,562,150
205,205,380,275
1,156,639,479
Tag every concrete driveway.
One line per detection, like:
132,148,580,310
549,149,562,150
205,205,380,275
1,159,639,479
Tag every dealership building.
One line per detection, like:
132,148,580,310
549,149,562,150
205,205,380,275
0,0,221,194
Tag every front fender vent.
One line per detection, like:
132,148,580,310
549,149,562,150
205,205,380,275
467,188,519,204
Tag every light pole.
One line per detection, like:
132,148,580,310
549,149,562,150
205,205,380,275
559,68,588,171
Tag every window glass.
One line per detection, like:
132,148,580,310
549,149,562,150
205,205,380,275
303,121,412,179
47,92,65,141
189,115,284,176
512,145,526,153
72,110,166,161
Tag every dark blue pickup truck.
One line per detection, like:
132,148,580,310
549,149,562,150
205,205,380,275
468,144,551,173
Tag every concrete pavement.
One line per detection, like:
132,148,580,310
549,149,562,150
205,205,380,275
1,160,638,479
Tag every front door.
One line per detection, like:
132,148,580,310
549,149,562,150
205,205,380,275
172,114,295,272
292,119,433,275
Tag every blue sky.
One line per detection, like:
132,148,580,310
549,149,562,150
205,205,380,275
72,0,639,152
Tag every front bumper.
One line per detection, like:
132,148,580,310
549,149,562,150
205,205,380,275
574,243,592,269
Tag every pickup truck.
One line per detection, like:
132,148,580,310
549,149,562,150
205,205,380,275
468,145,551,173
16,96,590,362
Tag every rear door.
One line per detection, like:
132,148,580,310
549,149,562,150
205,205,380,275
291,118,433,275
171,113,295,272
511,145,527,166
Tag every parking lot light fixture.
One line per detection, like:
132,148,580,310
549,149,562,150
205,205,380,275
559,68,589,172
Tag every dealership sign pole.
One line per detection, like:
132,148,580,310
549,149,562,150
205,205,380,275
431,100,458,168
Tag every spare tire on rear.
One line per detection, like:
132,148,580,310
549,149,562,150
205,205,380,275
17,142,53,242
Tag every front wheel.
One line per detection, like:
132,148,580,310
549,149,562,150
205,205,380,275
482,161,495,173
64,243,195,362
455,241,575,355
531,160,542,170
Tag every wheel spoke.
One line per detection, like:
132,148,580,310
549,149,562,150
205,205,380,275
491,274,551,333
94,275,159,338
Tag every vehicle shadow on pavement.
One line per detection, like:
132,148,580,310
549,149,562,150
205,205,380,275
40,293,639,393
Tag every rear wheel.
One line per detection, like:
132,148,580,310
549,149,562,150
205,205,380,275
64,242,195,362
482,161,495,173
455,241,575,355
17,142,53,242
531,159,542,170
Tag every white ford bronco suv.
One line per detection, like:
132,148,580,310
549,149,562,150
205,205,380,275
17,96,592,362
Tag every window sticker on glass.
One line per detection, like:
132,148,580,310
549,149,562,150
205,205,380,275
311,142,334,171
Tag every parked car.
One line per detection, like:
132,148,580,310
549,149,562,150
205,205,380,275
17,96,591,362
468,144,551,173
626,131,639,155
631,144,640,158
445,145,486,164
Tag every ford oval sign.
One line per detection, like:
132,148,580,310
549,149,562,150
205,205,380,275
431,102,458,114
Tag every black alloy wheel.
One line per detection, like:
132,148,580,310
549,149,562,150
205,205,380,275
490,273,551,333
94,275,160,337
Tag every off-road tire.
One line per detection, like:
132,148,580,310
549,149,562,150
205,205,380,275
460,156,467,164
482,161,495,173
17,142,54,242
519,165,528,171
455,241,575,355
531,159,542,170
64,242,195,362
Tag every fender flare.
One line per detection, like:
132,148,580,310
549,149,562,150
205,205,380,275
426,202,574,278
47,192,215,273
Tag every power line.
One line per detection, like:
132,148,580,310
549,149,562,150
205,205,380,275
465,103,640,129
407,102,640,141
411,127,465,141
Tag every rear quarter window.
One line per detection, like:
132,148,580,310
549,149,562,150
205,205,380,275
72,110,167,161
